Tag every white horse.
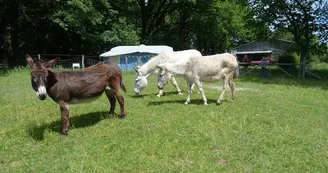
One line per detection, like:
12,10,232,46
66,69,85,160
156,53,239,105
134,49,202,97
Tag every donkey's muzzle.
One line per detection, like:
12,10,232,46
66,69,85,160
38,94,47,100
37,86,47,100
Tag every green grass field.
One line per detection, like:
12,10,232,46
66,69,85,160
0,67,328,172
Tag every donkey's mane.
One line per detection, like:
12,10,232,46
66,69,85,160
139,53,170,75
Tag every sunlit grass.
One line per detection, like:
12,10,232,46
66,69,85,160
0,67,327,172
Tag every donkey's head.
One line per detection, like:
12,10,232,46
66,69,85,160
26,54,57,100
156,64,171,90
133,66,150,95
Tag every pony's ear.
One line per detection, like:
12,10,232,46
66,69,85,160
26,54,35,69
46,57,58,67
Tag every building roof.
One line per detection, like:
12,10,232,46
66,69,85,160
233,39,293,50
99,44,174,57
233,50,272,55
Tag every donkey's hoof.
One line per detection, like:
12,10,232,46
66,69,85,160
60,134,66,140
119,115,126,119
107,114,114,119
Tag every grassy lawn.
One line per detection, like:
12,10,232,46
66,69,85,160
0,66,328,172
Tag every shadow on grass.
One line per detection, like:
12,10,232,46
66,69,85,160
27,111,112,141
148,98,224,106
239,68,328,90
129,91,181,98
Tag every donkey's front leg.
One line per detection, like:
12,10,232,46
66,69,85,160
185,82,193,105
194,81,208,105
170,77,182,96
59,101,70,138
156,89,164,97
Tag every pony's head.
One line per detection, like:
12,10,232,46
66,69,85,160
133,66,150,95
26,54,57,100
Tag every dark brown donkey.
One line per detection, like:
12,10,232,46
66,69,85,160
26,54,126,138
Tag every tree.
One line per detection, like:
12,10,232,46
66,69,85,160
192,0,256,55
249,0,328,78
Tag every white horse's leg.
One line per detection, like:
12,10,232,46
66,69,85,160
194,80,207,105
185,82,193,105
170,77,182,95
217,74,229,105
228,78,236,102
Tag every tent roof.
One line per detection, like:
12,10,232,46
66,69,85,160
99,44,173,57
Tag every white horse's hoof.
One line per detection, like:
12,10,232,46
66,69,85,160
216,101,221,105
156,94,161,97
178,93,183,96
204,103,208,106
184,102,189,105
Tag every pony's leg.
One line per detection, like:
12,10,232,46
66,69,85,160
194,80,208,105
228,79,236,102
59,101,70,138
217,74,230,105
105,87,116,117
170,77,182,95
185,82,193,105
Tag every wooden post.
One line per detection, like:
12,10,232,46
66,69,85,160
82,55,85,68
125,56,128,72
38,54,41,60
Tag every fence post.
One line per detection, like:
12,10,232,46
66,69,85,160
38,54,41,60
82,55,85,68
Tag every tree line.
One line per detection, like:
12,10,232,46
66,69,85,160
1,0,327,74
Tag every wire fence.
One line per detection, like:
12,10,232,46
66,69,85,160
34,54,102,70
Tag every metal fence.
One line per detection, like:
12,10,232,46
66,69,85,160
34,54,102,70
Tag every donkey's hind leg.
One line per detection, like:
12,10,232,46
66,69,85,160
105,87,116,118
217,74,231,105
108,83,126,119
228,79,236,101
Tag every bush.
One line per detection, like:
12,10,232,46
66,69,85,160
278,54,299,70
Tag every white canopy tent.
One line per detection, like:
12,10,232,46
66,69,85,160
99,44,173,57
99,45,173,71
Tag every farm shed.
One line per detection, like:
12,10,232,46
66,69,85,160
231,39,293,62
99,44,173,71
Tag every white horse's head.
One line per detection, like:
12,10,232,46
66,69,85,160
134,66,150,95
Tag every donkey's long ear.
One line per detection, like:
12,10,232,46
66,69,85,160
133,66,139,72
156,65,166,76
46,57,58,67
26,54,35,69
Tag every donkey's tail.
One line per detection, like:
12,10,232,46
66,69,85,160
233,66,239,80
232,54,239,80
120,80,127,92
